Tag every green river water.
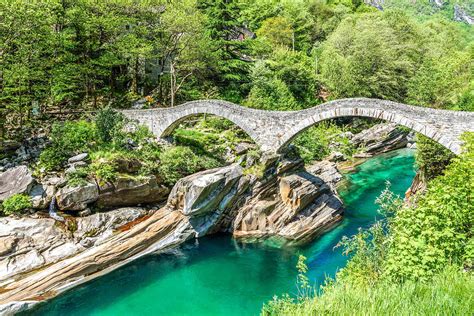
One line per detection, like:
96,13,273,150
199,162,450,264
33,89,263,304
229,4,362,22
26,148,416,316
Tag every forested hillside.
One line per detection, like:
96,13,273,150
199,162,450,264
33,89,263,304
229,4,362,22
0,1,473,314
1,0,472,141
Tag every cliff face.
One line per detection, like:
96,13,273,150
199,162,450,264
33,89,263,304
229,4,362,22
363,0,474,25
0,156,344,313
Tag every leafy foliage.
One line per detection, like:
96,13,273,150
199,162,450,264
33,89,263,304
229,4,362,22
2,194,32,215
292,122,356,163
158,146,221,185
263,133,474,314
39,120,96,171
95,107,125,144
415,134,455,181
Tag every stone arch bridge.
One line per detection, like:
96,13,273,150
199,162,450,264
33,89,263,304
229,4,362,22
122,98,474,155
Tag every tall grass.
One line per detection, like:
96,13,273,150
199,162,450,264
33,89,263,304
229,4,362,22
263,266,474,316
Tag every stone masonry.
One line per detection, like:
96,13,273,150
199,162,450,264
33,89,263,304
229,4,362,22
122,98,474,155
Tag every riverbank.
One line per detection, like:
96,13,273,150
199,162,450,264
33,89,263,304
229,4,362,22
21,149,417,315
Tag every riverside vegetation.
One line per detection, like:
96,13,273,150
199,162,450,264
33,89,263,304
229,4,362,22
0,0,473,315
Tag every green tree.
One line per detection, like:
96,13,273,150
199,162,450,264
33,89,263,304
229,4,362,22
256,16,294,50
319,11,420,101
198,0,251,102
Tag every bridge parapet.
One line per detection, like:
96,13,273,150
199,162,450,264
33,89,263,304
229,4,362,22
122,98,474,155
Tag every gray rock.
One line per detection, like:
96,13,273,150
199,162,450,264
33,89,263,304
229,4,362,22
454,5,474,25
45,175,65,186
72,161,88,168
235,142,253,155
0,166,35,202
328,151,345,162
97,175,169,208
29,184,55,209
56,182,99,211
65,165,76,175
79,208,92,217
364,0,384,10
67,153,88,164
430,0,445,8
168,164,244,217
0,207,148,281
351,123,409,157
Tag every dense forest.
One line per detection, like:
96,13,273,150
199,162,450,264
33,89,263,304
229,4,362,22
0,0,473,315
1,0,473,141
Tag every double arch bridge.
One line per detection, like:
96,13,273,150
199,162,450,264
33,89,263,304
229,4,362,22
122,98,474,155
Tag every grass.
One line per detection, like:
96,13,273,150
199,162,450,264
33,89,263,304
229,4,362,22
263,266,474,316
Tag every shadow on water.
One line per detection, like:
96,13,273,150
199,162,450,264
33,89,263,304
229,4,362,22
24,148,416,316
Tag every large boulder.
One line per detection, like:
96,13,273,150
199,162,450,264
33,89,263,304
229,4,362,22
0,207,148,281
56,182,99,211
0,166,35,202
233,160,344,246
351,123,409,157
29,184,56,209
97,175,169,208
168,164,244,217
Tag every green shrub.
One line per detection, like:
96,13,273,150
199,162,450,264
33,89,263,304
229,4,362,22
415,134,455,181
158,146,221,185
89,161,118,183
38,147,69,172
293,122,356,163
39,120,97,171
66,167,89,187
384,133,473,281
263,265,474,316
95,107,125,144
2,194,32,215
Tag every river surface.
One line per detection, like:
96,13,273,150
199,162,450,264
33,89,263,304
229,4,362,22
26,148,416,316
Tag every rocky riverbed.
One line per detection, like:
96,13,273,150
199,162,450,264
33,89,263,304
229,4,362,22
0,156,344,314
0,122,412,314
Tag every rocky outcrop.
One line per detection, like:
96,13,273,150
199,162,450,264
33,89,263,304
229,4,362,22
0,207,148,281
232,160,343,246
454,5,474,25
0,135,48,172
56,182,99,211
0,156,344,311
97,175,169,208
364,0,384,10
168,164,250,236
351,123,409,158
0,166,35,202
0,208,193,313
29,184,55,209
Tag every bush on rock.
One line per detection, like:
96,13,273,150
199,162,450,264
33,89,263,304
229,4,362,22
2,194,32,215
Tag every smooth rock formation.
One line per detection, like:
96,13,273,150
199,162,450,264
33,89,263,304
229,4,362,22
67,153,88,164
0,207,148,281
97,175,169,208
169,164,243,217
168,164,249,236
351,123,409,157
56,182,99,211
29,184,55,209
454,5,473,25
0,157,344,311
0,166,35,202
0,208,193,313
232,161,344,246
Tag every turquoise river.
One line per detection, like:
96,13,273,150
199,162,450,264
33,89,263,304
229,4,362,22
25,148,416,316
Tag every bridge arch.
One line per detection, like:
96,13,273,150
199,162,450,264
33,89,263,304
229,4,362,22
122,98,474,155
275,99,473,154
122,100,267,146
